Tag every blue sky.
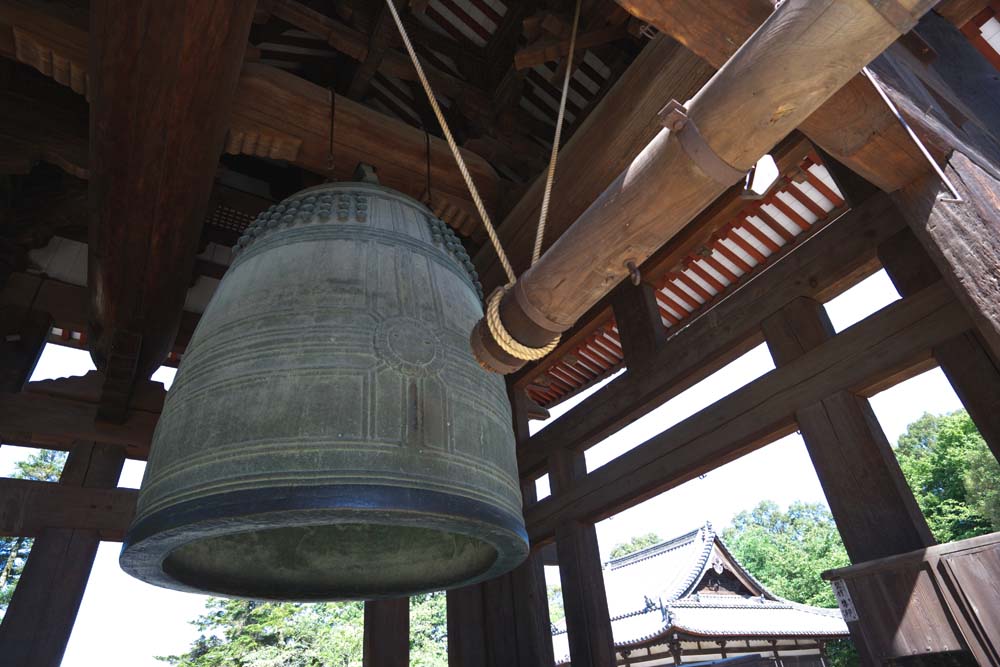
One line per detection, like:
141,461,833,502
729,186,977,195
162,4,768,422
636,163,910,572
1,269,965,666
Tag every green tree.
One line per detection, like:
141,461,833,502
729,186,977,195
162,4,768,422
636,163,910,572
0,449,67,617
723,501,856,667
547,584,564,624
895,410,999,542
609,532,662,559
162,594,449,666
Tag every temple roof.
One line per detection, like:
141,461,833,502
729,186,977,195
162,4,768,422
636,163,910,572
552,523,849,664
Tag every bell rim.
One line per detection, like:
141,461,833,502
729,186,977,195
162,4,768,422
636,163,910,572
119,483,529,601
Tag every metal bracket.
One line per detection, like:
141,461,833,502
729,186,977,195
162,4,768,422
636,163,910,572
658,99,745,187
867,0,921,34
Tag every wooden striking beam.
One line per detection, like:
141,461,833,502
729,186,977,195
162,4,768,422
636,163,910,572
88,0,256,396
474,33,715,293
0,442,125,667
761,297,935,562
518,193,906,478
524,281,970,544
471,0,937,374
0,477,136,540
615,0,932,193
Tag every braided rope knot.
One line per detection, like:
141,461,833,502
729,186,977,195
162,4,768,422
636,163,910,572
485,285,560,362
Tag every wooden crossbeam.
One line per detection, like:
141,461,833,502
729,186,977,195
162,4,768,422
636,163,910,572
513,24,630,70
524,281,970,544
0,476,136,540
518,193,905,477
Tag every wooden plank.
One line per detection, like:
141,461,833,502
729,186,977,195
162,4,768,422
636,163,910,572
518,193,905,478
615,0,932,193
879,227,1000,462
0,442,125,667
363,598,409,667
0,391,156,457
894,152,1000,362
524,281,971,544
447,584,487,666
0,307,51,393
473,33,716,293
0,477,136,540
88,0,256,389
761,297,934,563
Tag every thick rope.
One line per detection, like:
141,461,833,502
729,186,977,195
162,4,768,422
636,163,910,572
532,0,582,266
385,0,516,286
486,287,560,361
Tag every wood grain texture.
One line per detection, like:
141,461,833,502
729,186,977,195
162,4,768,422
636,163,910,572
0,477,136,539
363,598,409,667
88,0,257,384
894,152,1000,362
524,282,970,543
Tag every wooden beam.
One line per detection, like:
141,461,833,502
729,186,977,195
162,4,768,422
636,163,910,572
614,0,932,193
524,281,970,544
761,297,934,563
0,307,51,393
347,4,392,100
0,390,156,457
0,477,136,540
0,90,87,179
0,442,125,667
514,24,629,70
518,193,905,478
893,152,1000,363
610,280,666,363
474,33,715,293
935,0,991,26
363,598,409,667
88,0,256,395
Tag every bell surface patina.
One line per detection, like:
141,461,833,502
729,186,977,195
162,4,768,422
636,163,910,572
120,181,528,600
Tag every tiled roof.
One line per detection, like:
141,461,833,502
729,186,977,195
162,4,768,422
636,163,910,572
552,522,849,664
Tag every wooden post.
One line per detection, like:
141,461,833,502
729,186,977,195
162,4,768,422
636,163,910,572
893,152,1000,366
611,280,667,364
761,298,935,563
0,441,125,667
363,598,409,667
551,448,615,667
879,228,1000,461
447,388,554,667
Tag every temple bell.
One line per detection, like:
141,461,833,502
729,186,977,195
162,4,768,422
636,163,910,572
119,179,528,600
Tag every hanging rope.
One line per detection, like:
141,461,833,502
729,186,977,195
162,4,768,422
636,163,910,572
384,0,516,285
532,0,581,266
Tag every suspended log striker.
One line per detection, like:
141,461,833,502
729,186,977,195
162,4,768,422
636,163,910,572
120,179,528,600
470,0,939,374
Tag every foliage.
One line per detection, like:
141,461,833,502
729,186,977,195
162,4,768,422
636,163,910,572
609,532,662,559
895,410,999,542
0,449,67,617
161,593,449,666
547,584,565,624
723,500,857,667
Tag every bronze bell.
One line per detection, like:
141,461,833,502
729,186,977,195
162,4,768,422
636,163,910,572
120,181,528,600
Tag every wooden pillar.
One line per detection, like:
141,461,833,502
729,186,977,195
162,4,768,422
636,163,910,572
447,388,554,667
551,448,615,667
879,228,1000,461
363,598,409,667
0,441,125,667
894,153,1000,362
761,298,934,563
